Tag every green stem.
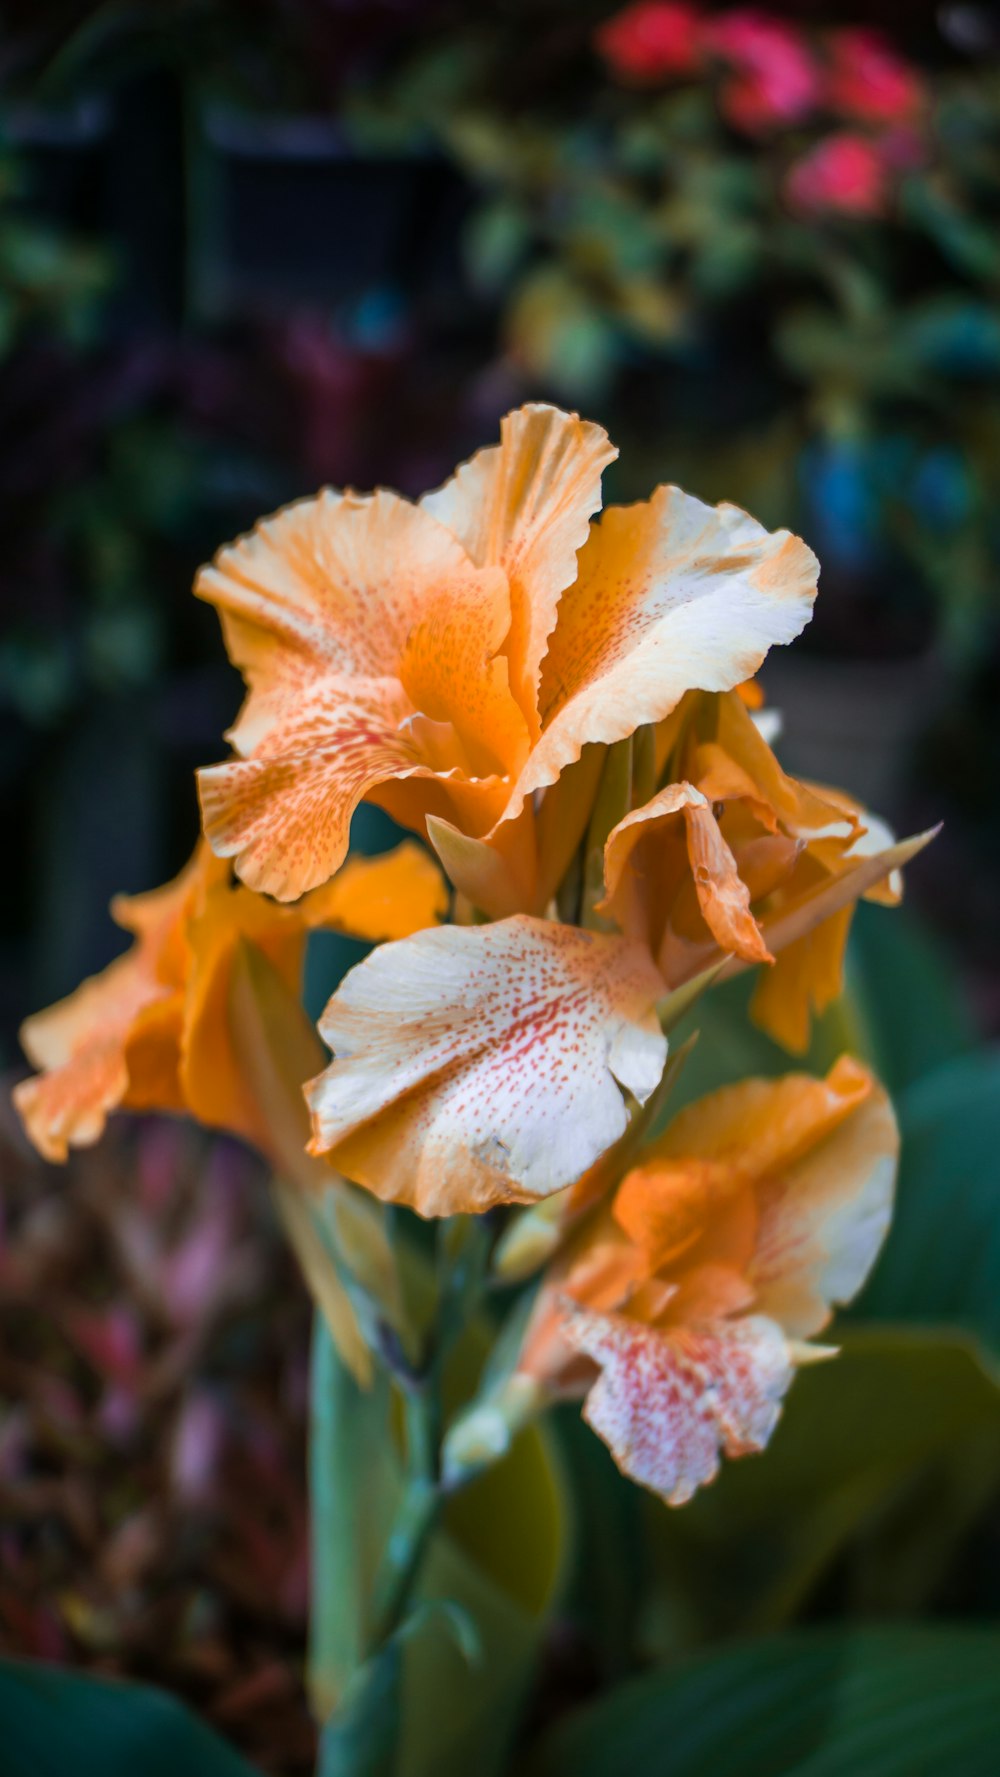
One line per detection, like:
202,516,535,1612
367,1384,442,1648
364,1215,492,1654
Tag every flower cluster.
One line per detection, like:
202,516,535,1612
15,404,930,1503
596,5,927,215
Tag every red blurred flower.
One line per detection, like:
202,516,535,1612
785,132,890,217
826,28,925,124
708,9,821,131
596,1,704,82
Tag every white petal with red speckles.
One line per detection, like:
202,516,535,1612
305,915,667,1216
566,1309,793,1505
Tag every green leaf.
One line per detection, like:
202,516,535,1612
0,1660,262,1777
525,1623,1000,1777
638,1328,1000,1650
844,901,974,1096
857,1050,1000,1349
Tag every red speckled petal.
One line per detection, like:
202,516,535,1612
566,1309,793,1505
306,916,667,1216
422,403,616,733
197,488,526,899
198,678,436,902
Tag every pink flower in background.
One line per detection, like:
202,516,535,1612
596,1,704,82
708,9,821,131
785,132,890,217
827,28,926,125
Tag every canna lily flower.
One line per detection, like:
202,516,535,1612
508,1057,897,1503
14,840,445,1164
600,687,929,1051
195,404,819,912
303,684,929,1214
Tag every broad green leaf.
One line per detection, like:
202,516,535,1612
856,1049,1000,1349
525,1623,1000,1777
0,1660,261,1777
844,901,974,1096
638,1328,1000,1651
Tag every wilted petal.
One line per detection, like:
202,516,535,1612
566,1309,793,1504
306,916,667,1216
422,403,616,731
511,489,818,813
602,781,771,966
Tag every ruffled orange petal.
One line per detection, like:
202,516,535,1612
300,841,448,940
198,678,435,902
306,916,667,1216
14,958,176,1161
197,489,525,900
13,856,203,1161
565,1309,793,1504
422,404,616,733
508,490,817,816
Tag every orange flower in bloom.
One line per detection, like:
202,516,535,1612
305,917,666,1217
196,404,819,908
514,1057,897,1503
600,688,931,1050
14,840,446,1163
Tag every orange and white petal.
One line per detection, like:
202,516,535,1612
206,487,523,776
198,678,428,901
510,490,818,816
422,403,617,732
652,1056,872,1181
198,487,501,701
566,1309,793,1505
300,841,449,941
306,916,667,1216
749,1063,898,1340
14,951,178,1162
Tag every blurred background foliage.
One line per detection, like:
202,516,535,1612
2,4,1000,1775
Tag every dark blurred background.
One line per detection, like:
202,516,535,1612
2,3,999,1768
